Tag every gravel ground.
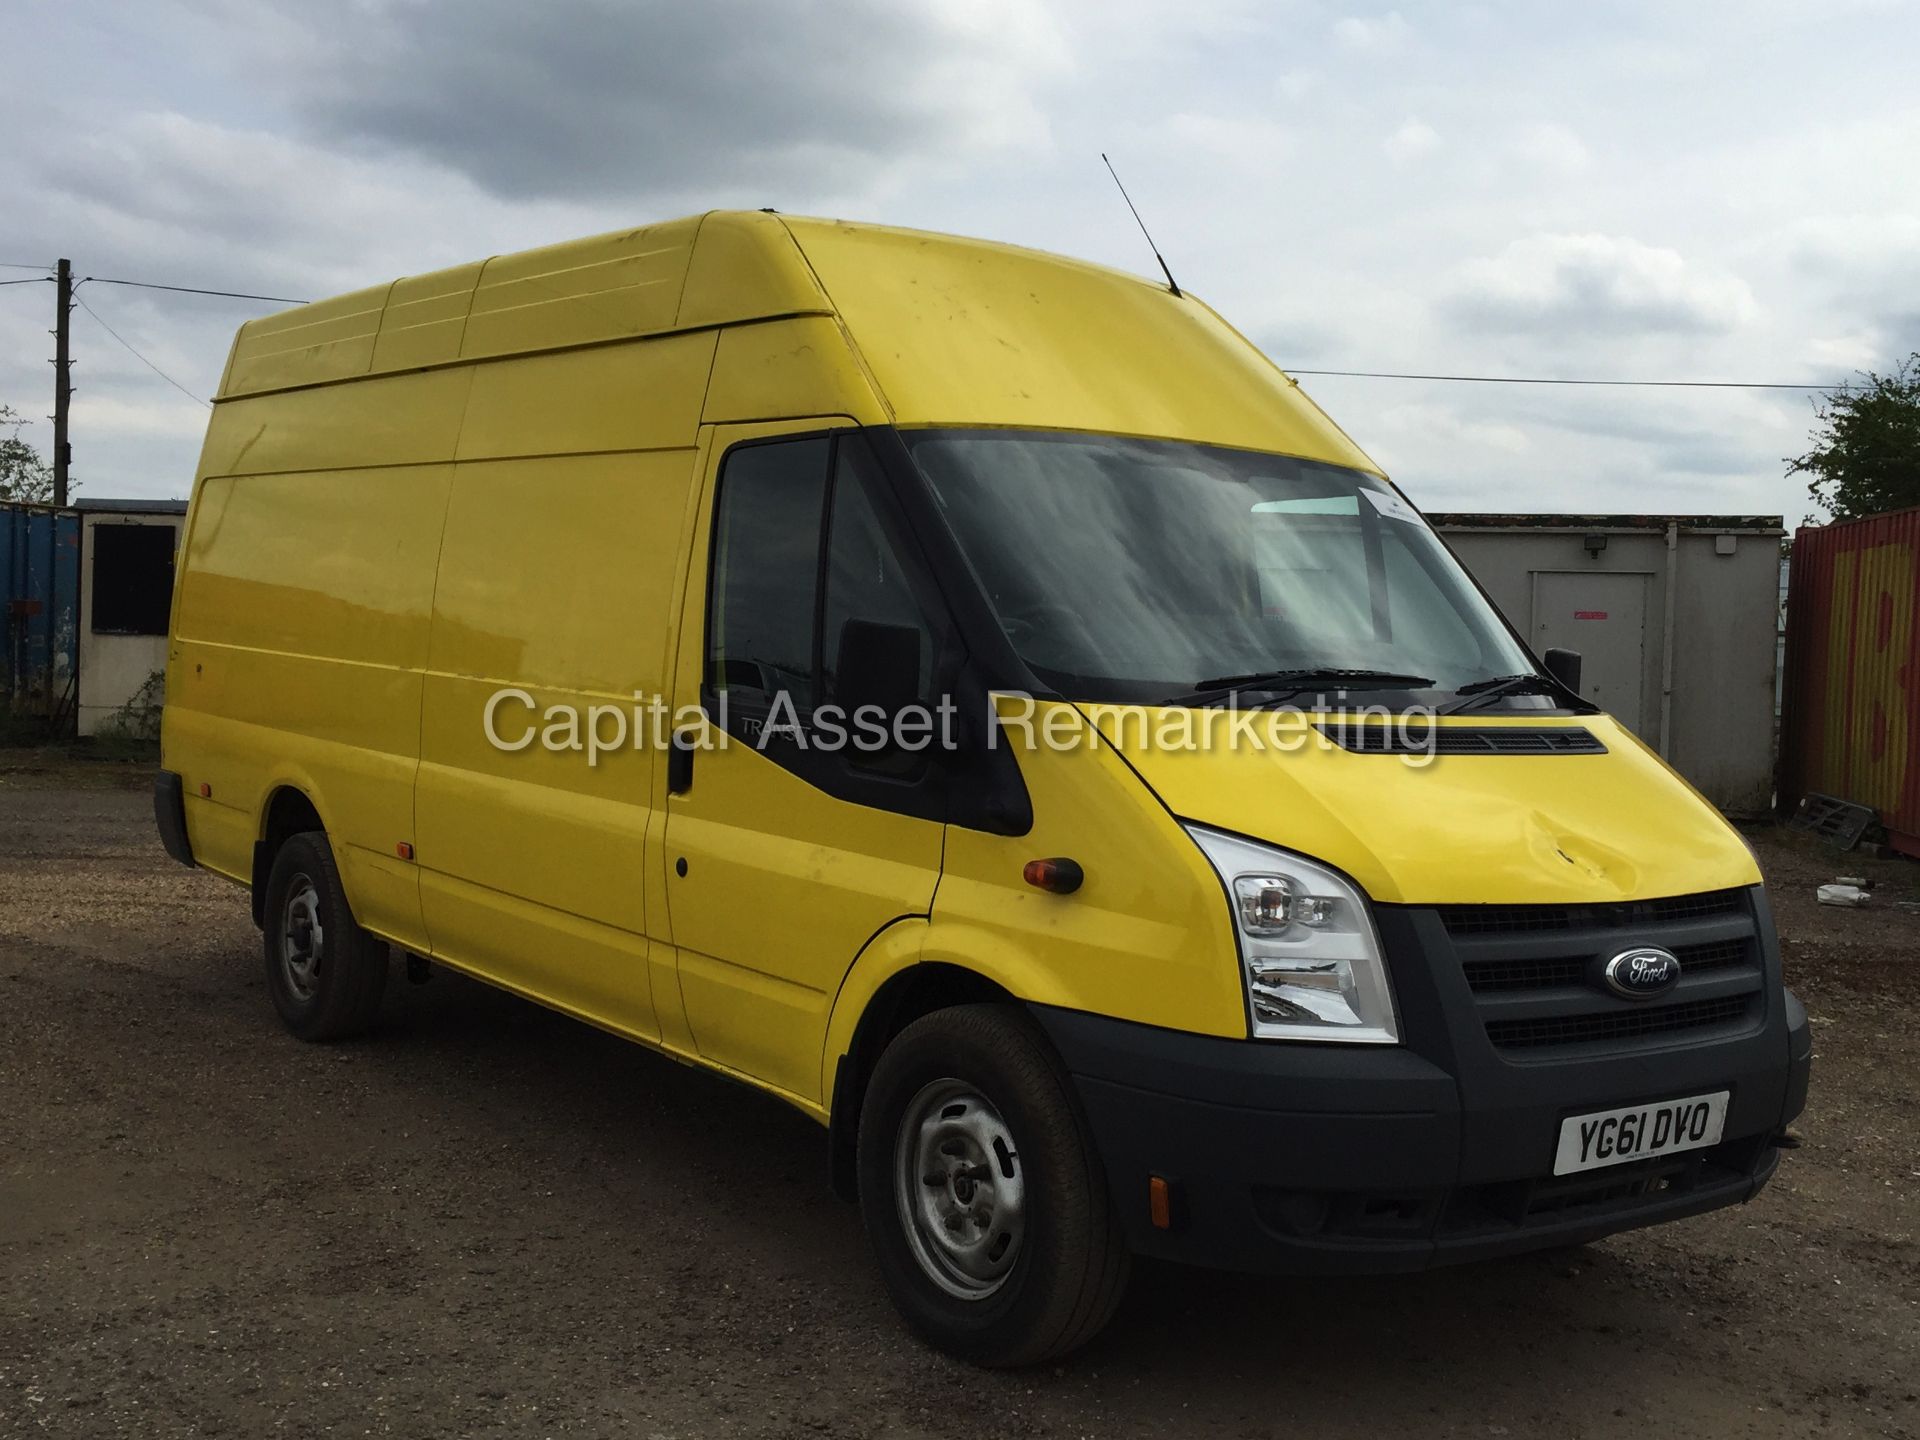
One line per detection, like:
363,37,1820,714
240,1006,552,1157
1,755,1916,1439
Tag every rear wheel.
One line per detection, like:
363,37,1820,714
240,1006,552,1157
261,831,388,1041
856,1004,1129,1366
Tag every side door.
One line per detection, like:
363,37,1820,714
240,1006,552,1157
414,444,698,1042
662,423,951,1105
1531,570,1650,731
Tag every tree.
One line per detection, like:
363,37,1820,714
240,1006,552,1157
1789,353,1920,522
0,404,56,504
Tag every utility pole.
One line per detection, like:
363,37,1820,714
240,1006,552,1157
51,258,72,508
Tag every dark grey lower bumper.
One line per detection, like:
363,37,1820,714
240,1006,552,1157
154,769,194,868
1033,1000,1807,1276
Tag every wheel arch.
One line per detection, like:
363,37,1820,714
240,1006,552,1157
824,950,1026,1202
250,783,328,927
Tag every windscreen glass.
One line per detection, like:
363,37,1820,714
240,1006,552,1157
905,430,1536,703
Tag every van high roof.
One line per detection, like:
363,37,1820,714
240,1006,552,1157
217,211,1376,470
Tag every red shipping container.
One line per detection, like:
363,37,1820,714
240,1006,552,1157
1779,504,1920,855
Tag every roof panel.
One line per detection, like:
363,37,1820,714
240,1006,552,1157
776,216,1379,469
460,217,702,360
221,285,386,398
372,262,483,373
211,211,1376,482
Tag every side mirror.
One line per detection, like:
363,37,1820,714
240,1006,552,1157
1543,647,1582,695
835,619,922,722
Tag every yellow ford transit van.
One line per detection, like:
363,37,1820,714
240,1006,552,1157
157,212,1810,1366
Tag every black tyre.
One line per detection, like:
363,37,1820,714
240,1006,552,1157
856,1004,1130,1366
261,830,389,1042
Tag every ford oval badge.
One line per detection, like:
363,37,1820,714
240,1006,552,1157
1603,946,1681,1000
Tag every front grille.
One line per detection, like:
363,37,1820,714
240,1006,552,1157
1434,887,1767,1057
1438,888,1746,937
1462,935,1756,995
1318,723,1606,756
1484,994,1755,1050
1462,956,1586,991
1672,938,1747,972
1442,905,1575,936
1645,892,1747,924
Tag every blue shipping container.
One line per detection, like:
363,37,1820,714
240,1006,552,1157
2,502,80,718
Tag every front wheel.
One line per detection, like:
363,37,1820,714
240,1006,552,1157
856,1005,1129,1366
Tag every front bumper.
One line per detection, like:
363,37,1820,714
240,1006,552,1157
1032,888,1811,1275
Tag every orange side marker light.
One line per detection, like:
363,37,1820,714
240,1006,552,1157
1022,857,1085,894
1148,1176,1174,1231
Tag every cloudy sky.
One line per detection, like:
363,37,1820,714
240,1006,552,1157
4,0,1916,520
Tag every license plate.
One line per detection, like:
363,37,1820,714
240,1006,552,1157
1552,1090,1730,1175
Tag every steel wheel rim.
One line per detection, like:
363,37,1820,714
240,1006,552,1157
280,875,324,1003
894,1078,1026,1300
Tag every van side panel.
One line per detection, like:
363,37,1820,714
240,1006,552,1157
197,367,474,477
168,368,472,950
456,333,715,459
411,331,719,1043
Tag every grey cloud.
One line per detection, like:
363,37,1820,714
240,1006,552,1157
1443,233,1760,339
1648,437,1778,481
11,0,1918,521
1489,385,1806,488
214,0,1064,201
1320,370,1804,517
1487,386,1795,450
1880,312,1920,362
1254,318,1344,367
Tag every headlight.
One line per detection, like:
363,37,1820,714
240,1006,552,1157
1186,824,1398,1045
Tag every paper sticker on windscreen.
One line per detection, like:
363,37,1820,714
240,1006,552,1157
1363,488,1423,525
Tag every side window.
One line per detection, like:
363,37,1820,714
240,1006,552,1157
706,438,830,709
90,523,177,635
822,443,937,704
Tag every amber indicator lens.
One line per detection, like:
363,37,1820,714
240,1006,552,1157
1148,1175,1174,1230
1022,857,1085,894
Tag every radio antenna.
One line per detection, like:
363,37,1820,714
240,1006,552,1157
1100,153,1182,297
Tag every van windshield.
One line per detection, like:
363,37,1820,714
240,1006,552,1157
905,429,1539,705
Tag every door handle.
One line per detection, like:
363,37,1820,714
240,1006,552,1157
668,729,696,794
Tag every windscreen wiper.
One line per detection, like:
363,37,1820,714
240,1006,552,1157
1159,668,1435,708
1439,672,1569,716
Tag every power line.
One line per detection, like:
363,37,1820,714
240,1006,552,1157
81,275,308,305
1284,367,1836,391
73,293,211,409
26,260,1858,402
0,261,53,272
30,263,1849,388
0,276,52,287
